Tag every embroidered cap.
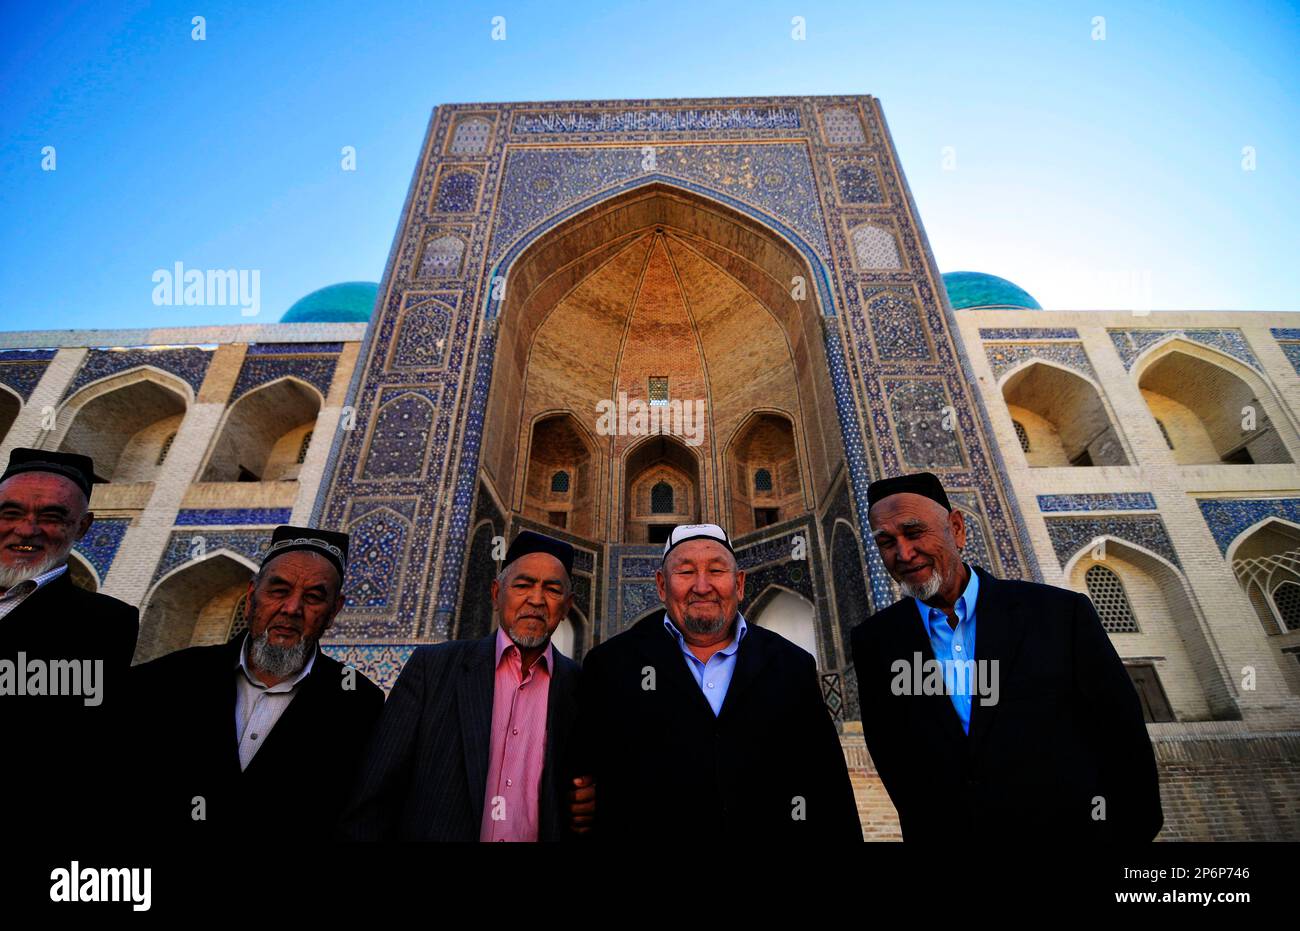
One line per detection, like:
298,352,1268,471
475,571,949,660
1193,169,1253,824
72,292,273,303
662,523,735,563
866,471,952,513
0,448,96,500
262,525,350,580
503,529,574,577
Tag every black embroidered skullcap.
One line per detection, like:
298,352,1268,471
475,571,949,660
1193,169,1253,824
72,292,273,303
1,448,95,500
262,525,350,580
662,523,735,563
504,529,574,577
866,471,952,512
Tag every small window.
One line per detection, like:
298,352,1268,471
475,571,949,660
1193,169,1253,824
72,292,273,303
1273,580,1300,632
651,481,674,514
648,524,673,544
229,594,249,638
1012,420,1029,453
550,470,570,494
296,430,313,465
156,432,176,466
548,511,567,530
754,507,779,528
754,468,773,493
1154,419,1174,449
1124,663,1175,723
1085,564,1139,633
648,376,669,407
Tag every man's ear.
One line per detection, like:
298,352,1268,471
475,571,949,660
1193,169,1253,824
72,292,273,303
491,577,501,611
75,509,94,541
949,508,967,549
734,568,746,602
654,569,667,605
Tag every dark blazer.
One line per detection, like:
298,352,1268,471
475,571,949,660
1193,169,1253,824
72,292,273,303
0,567,139,835
851,563,1163,842
575,612,862,841
338,634,581,841
130,634,384,841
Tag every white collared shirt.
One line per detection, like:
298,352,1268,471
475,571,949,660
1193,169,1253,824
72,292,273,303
234,635,317,771
0,563,68,622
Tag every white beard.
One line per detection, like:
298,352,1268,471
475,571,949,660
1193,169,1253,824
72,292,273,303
248,629,315,678
900,564,946,601
0,541,74,591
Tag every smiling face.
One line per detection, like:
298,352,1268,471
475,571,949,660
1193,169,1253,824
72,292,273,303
492,551,572,651
0,472,93,590
245,550,344,652
656,539,745,638
869,492,967,604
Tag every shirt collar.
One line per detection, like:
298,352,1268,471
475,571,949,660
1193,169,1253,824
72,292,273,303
913,563,979,629
662,610,748,656
494,625,553,673
0,561,67,600
237,632,318,693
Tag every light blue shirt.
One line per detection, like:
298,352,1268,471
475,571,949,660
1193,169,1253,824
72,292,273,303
662,612,748,716
912,565,979,734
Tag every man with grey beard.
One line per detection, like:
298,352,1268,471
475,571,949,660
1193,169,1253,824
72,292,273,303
131,525,384,840
852,471,1162,842
0,449,138,836
572,523,861,840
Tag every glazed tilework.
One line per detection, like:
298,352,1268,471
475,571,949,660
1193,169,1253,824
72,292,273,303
433,170,482,213
1281,343,1300,376
151,529,271,585
978,328,1079,341
320,643,417,693
1037,493,1158,513
983,341,1097,382
821,673,844,722
820,107,866,144
489,144,830,265
1273,329,1300,376
313,96,1035,658
850,224,901,269
1271,329,1300,340
863,289,929,360
391,297,453,369
0,349,55,400
360,388,440,479
885,380,966,469
1196,497,1300,554
230,347,340,402
1043,516,1180,569
175,508,292,526
245,342,344,356
63,347,212,400
449,117,492,156
72,517,130,582
1108,328,1261,373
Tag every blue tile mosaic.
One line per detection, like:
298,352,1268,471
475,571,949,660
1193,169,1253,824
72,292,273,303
230,347,340,402
360,388,439,479
434,170,481,213
1196,497,1300,555
510,105,801,135
245,342,344,355
63,347,212,400
0,350,55,400
984,341,1097,382
72,517,130,582
175,508,293,526
1108,328,1261,373
1038,493,1157,513
151,529,272,585
1043,516,1180,568
978,328,1079,340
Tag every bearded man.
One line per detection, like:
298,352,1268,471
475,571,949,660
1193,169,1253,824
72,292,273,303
0,448,139,835
851,471,1163,842
339,529,593,841
131,525,384,840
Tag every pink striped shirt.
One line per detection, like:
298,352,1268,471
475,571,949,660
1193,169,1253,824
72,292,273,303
479,627,552,842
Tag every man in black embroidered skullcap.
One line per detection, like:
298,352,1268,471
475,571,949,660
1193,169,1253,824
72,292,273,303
130,524,384,840
0,448,139,836
850,471,1163,842
340,528,594,841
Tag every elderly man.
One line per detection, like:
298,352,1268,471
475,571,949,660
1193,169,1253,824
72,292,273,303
575,523,861,840
340,529,591,841
851,471,1163,842
131,525,384,839
0,449,139,834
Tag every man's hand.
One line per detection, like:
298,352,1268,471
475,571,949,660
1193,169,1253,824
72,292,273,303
567,775,596,834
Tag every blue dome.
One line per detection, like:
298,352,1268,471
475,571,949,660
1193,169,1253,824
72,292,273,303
280,282,379,323
941,271,1042,311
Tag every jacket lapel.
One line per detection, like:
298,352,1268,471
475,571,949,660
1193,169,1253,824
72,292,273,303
243,647,331,777
638,613,716,721
458,635,496,827
893,600,970,748
717,618,773,722
965,565,1025,757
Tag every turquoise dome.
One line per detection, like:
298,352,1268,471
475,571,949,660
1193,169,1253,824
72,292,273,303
280,282,379,323
941,271,1042,311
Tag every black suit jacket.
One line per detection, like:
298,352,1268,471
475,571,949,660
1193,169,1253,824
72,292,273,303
338,634,581,841
0,568,139,836
851,564,1163,842
575,612,862,841
130,634,384,841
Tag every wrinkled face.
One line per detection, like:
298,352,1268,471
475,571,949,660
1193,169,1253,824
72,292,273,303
492,552,571,650
869,493,966,599
245,550,343,650
0,472,92,586
656,539,746,637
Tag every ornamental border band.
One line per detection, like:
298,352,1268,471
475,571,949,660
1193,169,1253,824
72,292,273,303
0,448,1162,842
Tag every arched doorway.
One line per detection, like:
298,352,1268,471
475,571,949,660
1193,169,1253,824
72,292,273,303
748,585,818,661
137,552,257,662
1000,361,1127,467
202,377,321,482
57,369,190,483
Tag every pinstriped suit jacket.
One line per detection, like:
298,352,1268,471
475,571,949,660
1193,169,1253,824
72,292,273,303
338,634,580,841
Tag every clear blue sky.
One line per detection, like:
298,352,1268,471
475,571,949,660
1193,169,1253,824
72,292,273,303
2,0,1297,331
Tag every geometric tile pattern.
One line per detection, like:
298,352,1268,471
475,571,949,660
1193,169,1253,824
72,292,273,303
1037,493,1158,513
978,328,1080,340
821,107,866,144
418,235,466,278
360,388,439,479
72,517,131,583
851,224,901,269
230,347,340,402
0,349,56,400
391,297,452,369
886,380,965,469
174,508,293,526
151,529,272,585
1043,515,1180,569
342,504,410,611
865,289,929,361
434,170,481,213
833,158,884,204
63,347,213,400
1196,497,1300,555
320,642,417,693
1108,328,1261,373
449,117,492,156
984,341,1096,381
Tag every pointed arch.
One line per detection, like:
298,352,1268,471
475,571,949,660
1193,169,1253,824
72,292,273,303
137,549,258,662
0,382,22,446
747,584,819,662
203,375,323,482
